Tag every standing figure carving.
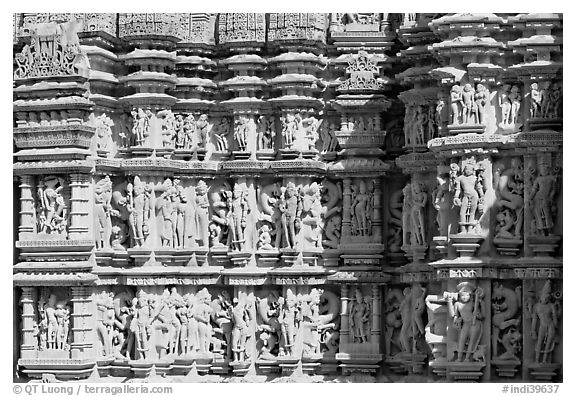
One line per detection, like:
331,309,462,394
401,183,413,246
433,173,453,237
94,176,114,249
133,290,152,360
349,288,371,343
131,108,151,146
157,179,179,248
281,112,300,149
231,295,251,362
445,282,484,362
195,114,210,149
530,281,561,364
528,160,558,236
130,176,151,247
191,288,213,354
453,164,485,234
279,182,301,249
195,180,210,247
410,182,427,246
279,289,301,356
234,115,249,151
450,85,463,125
351,180,371,237
228,184,249,251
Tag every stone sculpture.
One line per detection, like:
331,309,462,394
279,289,300,356
492,283,521,360
131,108,151,146
349,288,371,343
528,160,558,236
494,159,524,239
228,184,249,251
94,176,114,249
231,295,251,362
37,176,67,235
257,115,275,150
195,180,210,247
530,281,561,364
445,282,484,362
453,164,485,234
410,182,427,246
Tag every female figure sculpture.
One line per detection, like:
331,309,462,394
528,161,557,236
349,288,371,343
410,182,427,245
531,281,559,364
450,85,463,125
351,180,370,237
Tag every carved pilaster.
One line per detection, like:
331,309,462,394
342,178,352,238
371,285,381,345
68,174,90,240
340,284,350,344
18,175,36,241
69,286,94,359
20,287,36,359
372,178,383,240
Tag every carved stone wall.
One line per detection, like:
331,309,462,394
12,12,562,383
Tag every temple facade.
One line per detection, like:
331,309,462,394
12,13,563,382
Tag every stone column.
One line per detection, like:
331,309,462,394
70,286,94,359
371,178,383,240
370,285,381,345
340,284,350,345
341,178,352,238
68,174,91,240
523,154,536,257
20,287,36,359
18,175,36,240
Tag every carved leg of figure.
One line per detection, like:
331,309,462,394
543,325,556,363
288,218,296,249
457,324,471,361
125,331,135,359
466,322,482,361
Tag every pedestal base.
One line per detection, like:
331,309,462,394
336,353,382,376
228,251,251,267
527,363,560,381
280,248,300,266
321,249,341,267
449,234,484,258
19,359,96,381
210,246,230,266
527,117,562,131
447,124,486,135
256,150,276,161
493,238,523,256
256,249,280,267
433,236,450,259
527,235,561,257
446,361,485,382
229,361,251,376
129,360,154,378
491,359,521,378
